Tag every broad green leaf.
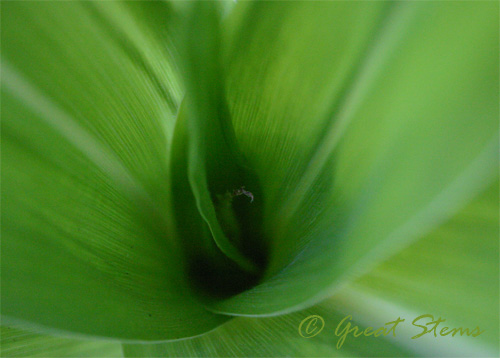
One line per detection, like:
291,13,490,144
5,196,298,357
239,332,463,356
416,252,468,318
341,182,499,354
1,1,225,341
123,182,498,357
222,0,388,216
123,298,412,357
207,0,498,315
1,326,122,358
3,1,498,355
2,1,181,210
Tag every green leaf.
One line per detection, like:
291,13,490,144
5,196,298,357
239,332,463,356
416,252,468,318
3,2,498,355
122,298,412,357
206,0,499,315
123,181,498,357
1,326,122,358
2,1,182,207
1,1,225,341
222,0,389,217
339,181,499,355
179,1,261,273
166,1,269,301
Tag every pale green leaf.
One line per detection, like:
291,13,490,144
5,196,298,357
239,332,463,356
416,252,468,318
1,326,122,358
123,299,412,357
338,182,499,355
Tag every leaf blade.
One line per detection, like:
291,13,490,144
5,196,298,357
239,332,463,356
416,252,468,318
1,1,225,341
1,326,123,358
208,0,499,316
